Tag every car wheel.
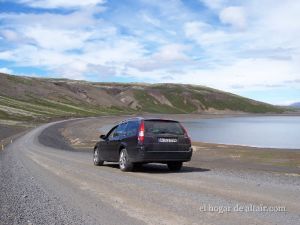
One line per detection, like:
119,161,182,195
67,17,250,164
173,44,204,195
93,147,104,166
167,162,183,171
119,148,133,172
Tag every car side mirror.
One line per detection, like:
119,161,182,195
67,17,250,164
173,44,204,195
100,134,106,140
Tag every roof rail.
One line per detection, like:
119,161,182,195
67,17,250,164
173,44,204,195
119,117,144,123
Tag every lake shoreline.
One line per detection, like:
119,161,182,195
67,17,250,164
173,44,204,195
2,114,298,174
56,113,300,151
177,114,300,149
137,111,300,120
192,141,300,152
191,141,300,174
58,116,300,174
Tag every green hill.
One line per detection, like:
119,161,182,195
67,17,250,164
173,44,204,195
0,73,285,123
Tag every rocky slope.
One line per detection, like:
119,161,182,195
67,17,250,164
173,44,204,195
0,73,285,122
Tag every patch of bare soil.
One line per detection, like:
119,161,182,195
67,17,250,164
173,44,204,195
0,125,28,141
191,142,300,174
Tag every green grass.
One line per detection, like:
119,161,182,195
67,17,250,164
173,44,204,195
0,95,132,122
6,75,34,85
133,89,182,113
133,85,284,114
189,89,284,113
154,87,197,113
205,97,283,113
0,74,287,124
0,108,35,121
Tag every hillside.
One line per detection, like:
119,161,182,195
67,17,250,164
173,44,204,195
0,73,285,123
290,102,300,108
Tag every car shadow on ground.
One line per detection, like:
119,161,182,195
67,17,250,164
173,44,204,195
103,163,210,174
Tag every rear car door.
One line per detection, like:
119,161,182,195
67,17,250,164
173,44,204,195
108,122,128,161
124,120,140,155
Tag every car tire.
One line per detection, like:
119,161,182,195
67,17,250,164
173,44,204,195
133,163,143,171
167,162,183,171
119,148,133,172
93,147,104,166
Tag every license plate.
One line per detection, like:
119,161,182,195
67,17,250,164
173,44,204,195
158,138,178,143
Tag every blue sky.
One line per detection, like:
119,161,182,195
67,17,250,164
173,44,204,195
0,0,300,105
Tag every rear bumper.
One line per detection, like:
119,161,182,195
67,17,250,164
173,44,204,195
130,146,193,163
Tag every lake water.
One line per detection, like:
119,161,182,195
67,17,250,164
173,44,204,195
181,116,300,149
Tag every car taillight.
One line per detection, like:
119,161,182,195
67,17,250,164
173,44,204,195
138,121,145,144
180,124,191,142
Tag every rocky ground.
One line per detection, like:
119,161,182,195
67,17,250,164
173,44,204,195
1,117,299,225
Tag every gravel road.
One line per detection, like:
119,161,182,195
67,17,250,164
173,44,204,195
1,119,299,225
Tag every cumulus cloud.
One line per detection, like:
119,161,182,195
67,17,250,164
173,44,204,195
0,0,300,103
128,43,190,72
219,6,246,29
0,4,143,79
0,30,20,42
25,26,92,51
0,67,13,74
184,21,231,46
154,44,189,61
161,57,299,92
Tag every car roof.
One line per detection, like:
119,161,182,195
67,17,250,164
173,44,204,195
120,117,179,124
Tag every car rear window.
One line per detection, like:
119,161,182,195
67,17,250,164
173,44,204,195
144,120,184,135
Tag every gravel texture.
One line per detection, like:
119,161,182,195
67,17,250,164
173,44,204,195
1,119,299,225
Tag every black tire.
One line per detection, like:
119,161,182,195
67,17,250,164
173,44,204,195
167,162,183,171
119,148,133,172
133,163,143,170
93,147,104,166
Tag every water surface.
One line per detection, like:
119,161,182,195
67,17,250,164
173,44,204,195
181,116,300,149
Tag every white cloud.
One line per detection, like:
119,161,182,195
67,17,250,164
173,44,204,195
0,6,104,30
0,36,146,80
0,30,20,42
219,6,246,29
200,0,225,10
0,6,134,79
184,21,230,46
154,44,188,61
0,67,13,74
25,26,92,51
128,43,190,72
19,0,106,9
152,57,300,93
83,39,146,65
1,0,300,104
140,12,161,27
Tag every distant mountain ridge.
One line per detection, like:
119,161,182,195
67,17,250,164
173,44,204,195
0,73,285,122
290,102,300,108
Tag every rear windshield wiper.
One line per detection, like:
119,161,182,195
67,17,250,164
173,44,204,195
154,131,181,135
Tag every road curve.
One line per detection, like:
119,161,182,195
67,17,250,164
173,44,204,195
1,119,300,225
